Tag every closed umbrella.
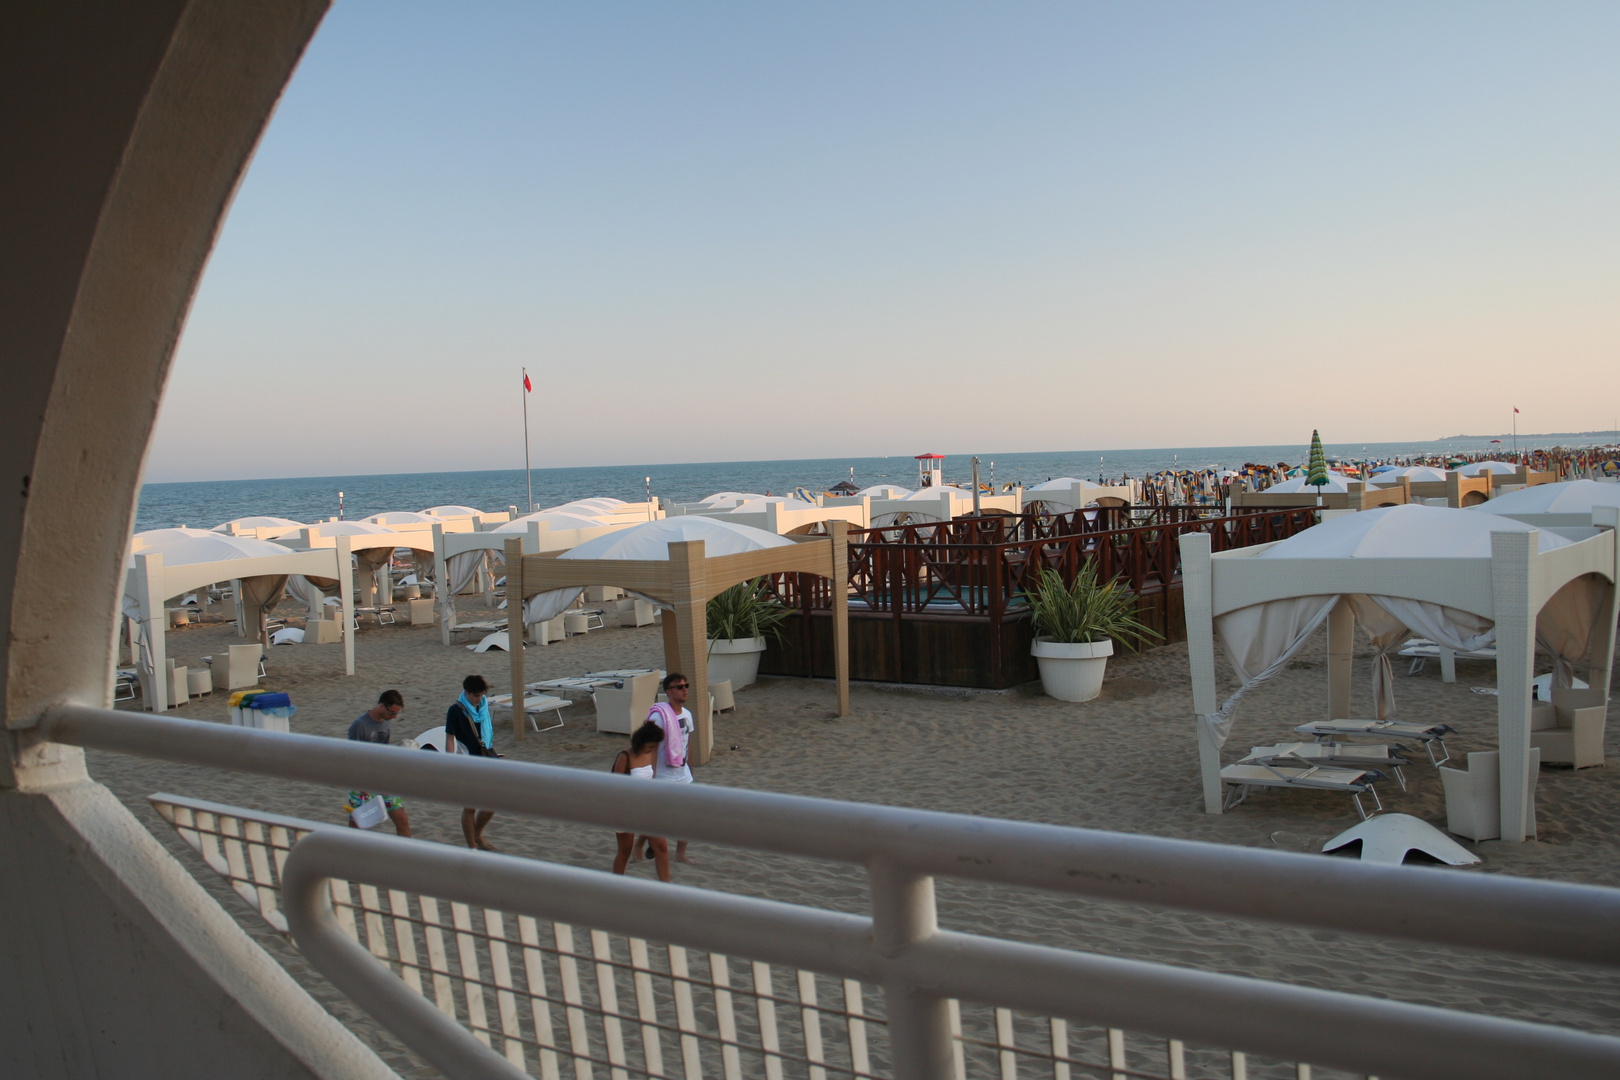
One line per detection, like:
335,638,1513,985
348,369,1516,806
1306,430,1330,504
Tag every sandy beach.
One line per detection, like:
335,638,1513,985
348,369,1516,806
95,606,1620,1076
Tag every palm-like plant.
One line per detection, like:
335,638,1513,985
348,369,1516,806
1022,564,1160,648
706,578,790,644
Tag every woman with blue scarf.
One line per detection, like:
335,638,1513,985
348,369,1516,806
445,674,501,850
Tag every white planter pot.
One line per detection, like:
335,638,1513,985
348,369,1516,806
1031,637,1113,702
708,637,767,689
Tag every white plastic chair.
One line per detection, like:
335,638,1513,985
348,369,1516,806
1439,749,1539,841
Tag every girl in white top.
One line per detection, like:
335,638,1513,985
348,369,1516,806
612,721,669,881
648,672,696,863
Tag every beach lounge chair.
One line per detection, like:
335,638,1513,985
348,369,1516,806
467,631,510,653
489,690,571,733
1293,718,1454,766
1241,741,1413,791
413,726,451,751
1530,694,1606,768
1398,638,1497,682
1220,761,1385,820
115,667,139,702
1439,749,1540,841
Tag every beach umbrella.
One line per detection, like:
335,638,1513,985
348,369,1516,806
1305,431,1329,501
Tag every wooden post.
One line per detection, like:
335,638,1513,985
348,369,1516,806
829,520,850,717
505,538,526,740
667,539,711,765
1327,597,1354,720
336,534,355,677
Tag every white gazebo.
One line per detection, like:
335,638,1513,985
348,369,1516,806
1181,504,1619,841
125,530,353,711
1474,479,1620,529
1021,477,1134,511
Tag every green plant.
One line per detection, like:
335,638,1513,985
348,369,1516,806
1021,564,1161,647
706,578,790,643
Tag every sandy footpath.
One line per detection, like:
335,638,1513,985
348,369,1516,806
91,606,1620,1076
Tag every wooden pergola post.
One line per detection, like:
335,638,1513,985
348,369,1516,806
505,538,526,739
667,539,712,765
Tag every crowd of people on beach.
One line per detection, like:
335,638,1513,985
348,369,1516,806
343,672,699,882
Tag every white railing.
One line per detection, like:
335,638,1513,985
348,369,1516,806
46,705,1620,1080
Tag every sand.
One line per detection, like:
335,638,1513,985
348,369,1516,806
90,606,1620,1076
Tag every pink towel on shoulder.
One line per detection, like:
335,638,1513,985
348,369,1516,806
648,702,686,767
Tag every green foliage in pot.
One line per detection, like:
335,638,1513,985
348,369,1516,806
1021,564,1160,648
706,578,790,644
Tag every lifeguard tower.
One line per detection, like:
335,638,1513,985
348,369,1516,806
916,453,945,488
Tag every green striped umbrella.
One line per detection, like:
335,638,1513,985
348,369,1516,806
1306,430,1329,494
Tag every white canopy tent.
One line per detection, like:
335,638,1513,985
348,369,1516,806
124,530,352,711
673,496,870,534
1022,477,1133,511
508,516,852,759
1473,479,1620,528
1459,460,1520,476
1181,504,1619,841
280,521,431,614
211,516,305,539
1369,466,1449,485
363,511,438,527
1264,471,1361,494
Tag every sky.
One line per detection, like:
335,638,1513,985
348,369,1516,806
146,2,1620,483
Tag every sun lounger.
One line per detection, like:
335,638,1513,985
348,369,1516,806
488,691,571,733
1293,718,1454,766
1398,638,1496,682
1321,813,1480,865
1221,762,1385,820
448,619,503,641
1241,741,1413,791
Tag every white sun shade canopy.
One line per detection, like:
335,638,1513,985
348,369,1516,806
1265,471,1361,494
1257,504,1571,560
363,511,437,525
725,497,819,513
422,505,483,517
1458,460,1520,476
1473,479,1620,517
523,516,794,625
309,521,398,537
856,485,911,498
698,492,766,508
546,498,627,514
492,510,614,533
901,485,972,500
1028,477,1098,492
211,515,304,534
1368,466,1449,484
127,529,292,568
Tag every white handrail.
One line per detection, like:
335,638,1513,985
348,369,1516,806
44,705,1620,966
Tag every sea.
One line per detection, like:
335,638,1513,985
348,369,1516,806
134,433,1611,533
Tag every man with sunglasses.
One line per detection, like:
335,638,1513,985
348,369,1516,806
648,672,696,864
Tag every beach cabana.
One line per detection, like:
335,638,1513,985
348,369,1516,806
1473,479,1620,529
673,496,870,534
1181,504,1619,840
505,516,851,761
280,521,433,615
211,516,305,540
1234,472,1410,510
125,531,353,711
1022,477,1133,511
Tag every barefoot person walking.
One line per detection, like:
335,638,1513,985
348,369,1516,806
611,721,670,882
649,672,696,864
445,674,500,850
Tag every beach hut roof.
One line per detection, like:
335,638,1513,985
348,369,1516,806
856,485,911,498
364,511,437,525
698,491,765,506
422,505,483,517
492,511,613,533
1472,479,1620,517
1027,477,1109,493
1257,504,1571,560
901,485,971,500
560,516,794,562
1458,460,1520,476
1266,471,1360,494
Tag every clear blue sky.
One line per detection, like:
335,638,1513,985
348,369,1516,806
148,2,1620,482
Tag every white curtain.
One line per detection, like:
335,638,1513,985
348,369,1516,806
523,586,670,629
441,550,489,626
1346,595,1412,721
1369,597,1495,654
1534,574,1612,691
1204,595,1338,748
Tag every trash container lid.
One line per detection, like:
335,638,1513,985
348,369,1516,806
247,692,291,709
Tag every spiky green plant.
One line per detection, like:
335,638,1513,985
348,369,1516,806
1021,564,1160,647
706,578,790,644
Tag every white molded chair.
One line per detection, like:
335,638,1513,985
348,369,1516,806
223,643,264,691
1439,748,1539,841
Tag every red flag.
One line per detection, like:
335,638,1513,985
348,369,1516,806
1513,406,1519,414
523,372,532,393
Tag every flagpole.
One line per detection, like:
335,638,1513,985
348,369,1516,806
522,367,533,513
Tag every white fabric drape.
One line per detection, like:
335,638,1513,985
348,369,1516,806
1204,596,1338,748
1369,597,1495,654
1535,574,1612,692
441,550,490,626
523,587,669,628
1346,595,1413,720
